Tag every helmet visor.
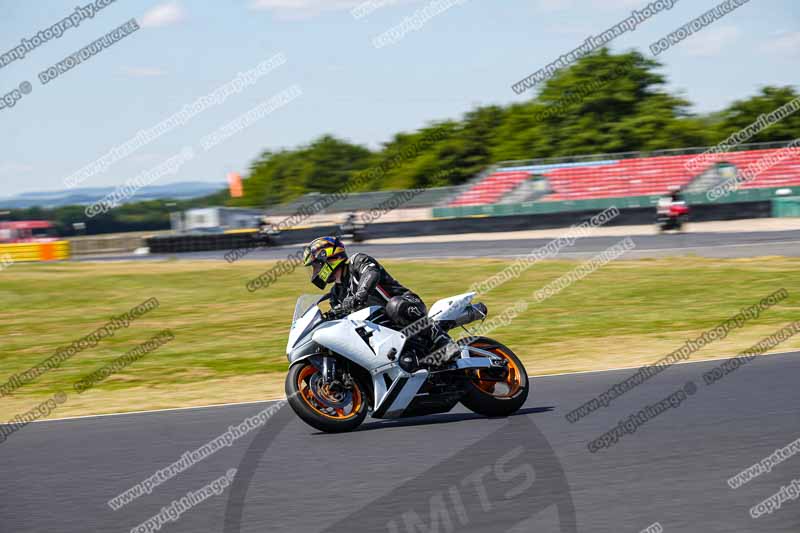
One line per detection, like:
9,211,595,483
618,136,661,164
302,247,315,267
308,260,327,290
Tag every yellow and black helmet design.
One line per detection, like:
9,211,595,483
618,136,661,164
302,236,348,289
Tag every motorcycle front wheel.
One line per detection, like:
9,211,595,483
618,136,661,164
460,338,529,417
286,362,369,433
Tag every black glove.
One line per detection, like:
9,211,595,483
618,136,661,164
341,296,357,312
342,292,367,313
324,308,343,321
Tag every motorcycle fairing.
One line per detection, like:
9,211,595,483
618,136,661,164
287,304,323,353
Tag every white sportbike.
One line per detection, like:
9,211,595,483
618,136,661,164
285,292,530,433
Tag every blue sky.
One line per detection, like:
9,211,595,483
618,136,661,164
0,0,797,196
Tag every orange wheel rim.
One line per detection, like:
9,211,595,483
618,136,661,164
471,345,522,398
297,365,363,420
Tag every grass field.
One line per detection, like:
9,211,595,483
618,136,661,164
1,256,798,420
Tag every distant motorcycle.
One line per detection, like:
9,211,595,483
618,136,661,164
656,201,689,232
254,220,281,245
284,292,530,433
338,214,366,243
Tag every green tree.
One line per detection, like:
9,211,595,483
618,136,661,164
713,86,800,143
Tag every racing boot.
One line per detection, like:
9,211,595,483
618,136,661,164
421,325,462,369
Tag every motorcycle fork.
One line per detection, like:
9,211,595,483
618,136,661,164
313,355,355,390
322,355,337,384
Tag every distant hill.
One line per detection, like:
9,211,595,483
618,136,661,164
0,181,226,209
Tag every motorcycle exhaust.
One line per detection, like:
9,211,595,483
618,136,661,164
452,303,488,327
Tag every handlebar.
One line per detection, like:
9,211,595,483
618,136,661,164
323,306,350,321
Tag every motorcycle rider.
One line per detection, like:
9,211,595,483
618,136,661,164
656,185,689,231
302,236,451,365
657,186,684,211
342,213,358,230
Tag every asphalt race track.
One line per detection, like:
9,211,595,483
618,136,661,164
80,229,800,262
2,351,798,532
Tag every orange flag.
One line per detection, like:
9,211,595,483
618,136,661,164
227,172,243,198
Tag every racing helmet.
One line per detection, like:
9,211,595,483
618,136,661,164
302,236,348,289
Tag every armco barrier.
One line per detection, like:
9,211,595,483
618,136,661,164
147,233,249,254
0,241,71,262
146,228,340,255
69,234,150,256
773,197,800,218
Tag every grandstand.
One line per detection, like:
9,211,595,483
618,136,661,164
446,142,800,207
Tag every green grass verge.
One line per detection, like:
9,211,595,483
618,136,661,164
1,256,798,419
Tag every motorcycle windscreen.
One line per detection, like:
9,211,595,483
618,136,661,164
288,295,324,353
292,294,323,324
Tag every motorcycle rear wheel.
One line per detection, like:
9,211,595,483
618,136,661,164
286,362,368,433
460,338,529,417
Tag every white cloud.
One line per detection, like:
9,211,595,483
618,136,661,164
141,2,186,28
683,25,740,57
122,67,167,77
761,31,800,57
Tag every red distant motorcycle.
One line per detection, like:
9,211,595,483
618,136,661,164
656,201,689,232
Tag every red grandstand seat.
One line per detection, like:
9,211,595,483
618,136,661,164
450,147,800,206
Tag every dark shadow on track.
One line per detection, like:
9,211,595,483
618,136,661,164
341,405,555,434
